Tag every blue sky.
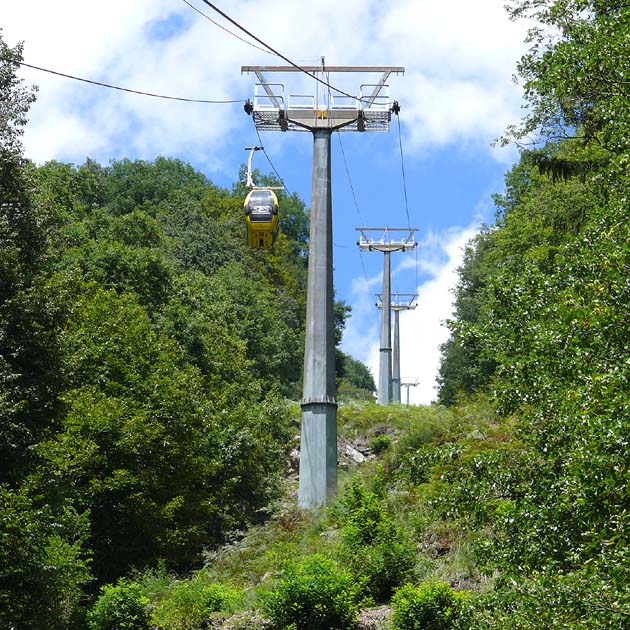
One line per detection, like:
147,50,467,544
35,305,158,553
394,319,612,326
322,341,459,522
3,0,532,403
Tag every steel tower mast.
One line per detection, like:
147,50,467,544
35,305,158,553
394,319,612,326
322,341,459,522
243,62,403,508
376,293,417,403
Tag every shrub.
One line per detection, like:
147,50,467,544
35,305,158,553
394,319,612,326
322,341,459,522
370,433,393,455
472,567,630,629
396,443,463,486
391,581,462,630
133,561,173,604
336,481,415,602
87,579,150,630
261,555,361,630
151,577,240,629
341,521,415,602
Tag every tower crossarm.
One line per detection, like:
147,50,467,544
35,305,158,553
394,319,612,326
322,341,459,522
401,378,420,388
375,292,418,310
242,66,404,132
241,65,405,74
356,227,417,252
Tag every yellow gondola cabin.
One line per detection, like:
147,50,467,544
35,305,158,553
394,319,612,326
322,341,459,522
244,188,279,248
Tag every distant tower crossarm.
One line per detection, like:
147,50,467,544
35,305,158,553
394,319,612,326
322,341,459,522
376,292,418,403
243,62,404,509
357,227,417,405
401,378,420,405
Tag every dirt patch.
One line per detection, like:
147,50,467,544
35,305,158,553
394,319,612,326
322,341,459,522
358,605,392,629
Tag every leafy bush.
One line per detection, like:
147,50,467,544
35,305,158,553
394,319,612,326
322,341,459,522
391,581,463,630
337,481,387,546
133,561,173,605
462,565,630,630
370,433,392,455
428,442,537,529
336,481,415,602
87,579,150,630
396,443,462,486
343,527,416,602
151,576,240,629
261,555,361,630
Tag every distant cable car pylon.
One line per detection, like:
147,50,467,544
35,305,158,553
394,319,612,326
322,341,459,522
357,227,417,405
376,292,418,403
243,146,283,248
401,378,419,406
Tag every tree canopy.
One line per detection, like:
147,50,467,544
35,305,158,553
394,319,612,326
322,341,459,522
0,29,384,626
438,0,630,623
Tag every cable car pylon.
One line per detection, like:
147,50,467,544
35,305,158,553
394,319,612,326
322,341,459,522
401,378,419,405
357,227,417,405
243,61,404,509
376,292,418,403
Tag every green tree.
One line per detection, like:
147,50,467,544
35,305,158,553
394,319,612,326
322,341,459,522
0,33,95,629
437,2,630,623
104,156,208,216
438,140,603,405
0,51,314,614
504,0,630,153
0,36,64,480
39,285,293,580
337,351,376,399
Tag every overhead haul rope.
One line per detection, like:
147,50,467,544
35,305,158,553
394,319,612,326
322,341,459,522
180,0,276,56
395,110,412,231
197,0,390,105
11,18,392,109
11,60,244,103
12,6,393,108
335,131,382,342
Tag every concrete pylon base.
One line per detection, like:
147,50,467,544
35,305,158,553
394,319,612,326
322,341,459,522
298,401,338,509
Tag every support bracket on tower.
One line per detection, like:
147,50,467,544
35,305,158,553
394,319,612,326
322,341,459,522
375,292,418,310
241,65,404,132
356,227,418,252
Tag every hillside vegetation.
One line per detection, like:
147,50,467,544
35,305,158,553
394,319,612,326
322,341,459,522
2,0,630,627
436,0,630,625
0,33,371,627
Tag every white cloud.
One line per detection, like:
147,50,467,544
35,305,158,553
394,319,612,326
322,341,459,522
383,0,530,152
342,222,480,405
401,225,479,404
2,0,530,168
4,0,248,167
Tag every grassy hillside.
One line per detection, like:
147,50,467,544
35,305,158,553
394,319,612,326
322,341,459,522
85,398,529,629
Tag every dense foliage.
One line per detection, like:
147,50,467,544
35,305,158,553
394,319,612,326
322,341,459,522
4,1,629,626
334,480,415,602
0,31,377,627
438,0,630,624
